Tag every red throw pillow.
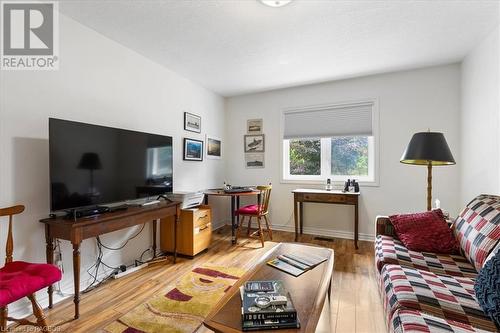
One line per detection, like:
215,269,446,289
389,209,459,253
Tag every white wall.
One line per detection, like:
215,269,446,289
0,14,228,315
460,26,500,204
225,64,461,240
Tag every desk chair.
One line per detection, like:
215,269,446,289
0,205,62,332
235,185,272,247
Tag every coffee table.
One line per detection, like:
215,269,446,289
204,243,334,332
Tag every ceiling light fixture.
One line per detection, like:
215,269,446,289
259,0,293,8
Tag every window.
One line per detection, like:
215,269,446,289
282,100,378,184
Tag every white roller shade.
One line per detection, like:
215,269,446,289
283,102,373,139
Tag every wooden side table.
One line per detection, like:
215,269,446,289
39,201,180,319
292,189,360,249
204,189,260,244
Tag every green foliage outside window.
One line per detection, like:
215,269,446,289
288,136,369,177
331,137,368,176
289,139,321,175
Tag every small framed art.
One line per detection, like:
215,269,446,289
183,138,204,161
244,134,265,153
206,135,222,159
184,112,201,133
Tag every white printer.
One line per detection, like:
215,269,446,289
166,191,205,209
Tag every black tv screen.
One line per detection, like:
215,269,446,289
49,118,173,211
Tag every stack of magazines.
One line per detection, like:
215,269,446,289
266,252,328,277
240,280,299,331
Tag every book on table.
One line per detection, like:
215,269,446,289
266,251,329,277
240,280,300,331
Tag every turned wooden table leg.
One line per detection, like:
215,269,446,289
45,225,55,308
299,202,304,235
174,206,180,264
152,220,157,258
72,242,81,319
294,196,299,242
354,200,359,250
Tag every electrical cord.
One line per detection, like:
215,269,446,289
97,224,146,250
82,224,146,293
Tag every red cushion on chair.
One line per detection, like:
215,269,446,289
0,261,62,307
389,209,459,254
236,205,262,215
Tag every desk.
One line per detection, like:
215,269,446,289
39,201,180,319
292,189,360,249
204,242,334,332
204,189,260,244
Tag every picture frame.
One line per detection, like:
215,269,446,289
183,138,204,161
206,135,222,159
244,134,265,152
245,153,265,168
184,112,201,133
247,119,263,134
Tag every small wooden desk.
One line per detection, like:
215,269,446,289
204,243,334,333
292,189,360,249
204,189,260,244
39,201,180,319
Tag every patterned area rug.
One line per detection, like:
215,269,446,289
104,265,245,333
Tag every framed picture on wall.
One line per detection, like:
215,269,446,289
245,153,264,168
184,112,201,133
206,135,222,159
183,138,204,161
247,119,263,134
244,134,265,152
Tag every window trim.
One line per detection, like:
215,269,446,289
280,98,380,187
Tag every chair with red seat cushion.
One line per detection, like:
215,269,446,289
235,185,272,247
0,205,62,332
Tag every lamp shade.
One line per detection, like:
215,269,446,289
400,132,455,166
77,152,102,170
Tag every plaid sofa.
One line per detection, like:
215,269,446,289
376,194,500,333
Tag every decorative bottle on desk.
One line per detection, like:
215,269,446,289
325,178,332,191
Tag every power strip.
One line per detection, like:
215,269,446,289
113,263,148,279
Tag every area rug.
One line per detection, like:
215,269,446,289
103,265,245,333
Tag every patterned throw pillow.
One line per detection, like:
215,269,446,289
474,244,500,329
453,194,500,271
389,209,459,253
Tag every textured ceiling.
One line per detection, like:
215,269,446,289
59,0,499,96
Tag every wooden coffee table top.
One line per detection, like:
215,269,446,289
203,242,334,333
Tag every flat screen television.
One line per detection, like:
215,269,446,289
49,118,173,212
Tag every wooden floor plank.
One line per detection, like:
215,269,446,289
9,226,383,332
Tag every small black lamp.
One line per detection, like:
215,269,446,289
78,152,102,195
400,131,455,211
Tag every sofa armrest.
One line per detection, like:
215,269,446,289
376,215,398,238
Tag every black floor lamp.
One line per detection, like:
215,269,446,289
400,131,456,211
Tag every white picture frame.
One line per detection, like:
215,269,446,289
206,135,222,159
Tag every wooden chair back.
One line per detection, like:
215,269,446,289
257,184,272,215
0,205,25,264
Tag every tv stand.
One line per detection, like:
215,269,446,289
40,201,181,319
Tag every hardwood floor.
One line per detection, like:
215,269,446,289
11,226,385,333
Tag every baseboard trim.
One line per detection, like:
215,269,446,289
216,219,374,242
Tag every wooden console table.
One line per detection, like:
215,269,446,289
204,242,334,332
292,189,360,249
39,201,180,319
